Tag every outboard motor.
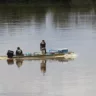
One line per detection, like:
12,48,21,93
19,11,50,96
7,50,14,58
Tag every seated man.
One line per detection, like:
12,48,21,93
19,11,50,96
40,40,46,55
7,50,14,58
16,47,23,56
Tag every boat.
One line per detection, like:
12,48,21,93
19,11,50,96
0,48,77,60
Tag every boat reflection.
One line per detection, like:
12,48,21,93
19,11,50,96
6,58,74,74
7,59,14,65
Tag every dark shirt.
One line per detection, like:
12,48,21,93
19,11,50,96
40,42,46,49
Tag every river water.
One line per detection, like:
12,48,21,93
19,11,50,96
0,6,96,96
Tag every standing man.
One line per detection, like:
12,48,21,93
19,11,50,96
40,40,46,55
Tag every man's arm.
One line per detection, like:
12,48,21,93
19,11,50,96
45,42,46,47
21,50,24,55
16,50,17,55
40,43,42,50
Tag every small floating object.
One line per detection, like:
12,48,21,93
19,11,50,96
57,48,68,54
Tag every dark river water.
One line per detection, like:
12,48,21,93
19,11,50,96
0,5,96,96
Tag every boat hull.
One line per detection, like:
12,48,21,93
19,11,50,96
0,52,77,60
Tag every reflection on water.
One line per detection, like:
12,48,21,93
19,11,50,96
0,6,96,37
7,58,73,74
7,59,14,65
40,60,46,75
16,59,23,68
